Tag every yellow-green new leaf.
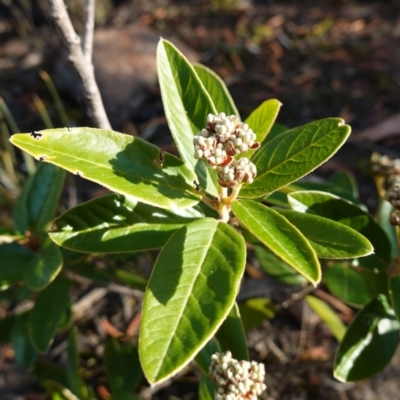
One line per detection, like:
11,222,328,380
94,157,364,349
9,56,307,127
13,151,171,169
10,128,201,211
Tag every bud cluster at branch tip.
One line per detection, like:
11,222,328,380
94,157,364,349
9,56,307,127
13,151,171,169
194,113,259,188
209,351,266,400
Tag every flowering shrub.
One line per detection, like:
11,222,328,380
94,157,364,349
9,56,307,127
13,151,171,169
3,39,397,398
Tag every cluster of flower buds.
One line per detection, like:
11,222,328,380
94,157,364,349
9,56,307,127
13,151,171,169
217,158,257,188
209,351,266,400
387,183,400,225
371,153,400,183
194,113,259,187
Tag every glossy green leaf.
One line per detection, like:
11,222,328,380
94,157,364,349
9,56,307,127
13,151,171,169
139,218,246,384
288,191,391,269
195,339,221,375
193,63,239,117
238,298,275,332
232,199,320,284
276,209,373,259
30,275,70,352
67,327,89,399
216,302,248,361
240,118,351,198
334,295,400,382
0,243,36,288
14,162,65,235
104,338,142,392
263,123,288,143
10,128,201,211
305,295,346,341
11,311,38,367
243,99,282,159
254,245,306,285
199,374,217,400
50,193,203,253
324,264,372,307
389,276,400,321
157,39,219,197
24,236,63,290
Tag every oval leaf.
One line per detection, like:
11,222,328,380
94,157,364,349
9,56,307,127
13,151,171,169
10,128,201,211
216,302,248,361
50,193,203,253
14,162,65,235
305,295,346,341
24,236,63,290
157,39,219,197
276,209,373,259
389,276,400,322
139,218,246,384
334,295,400,382
30,275,70,352
232,199,320,284
243,99,282,159
193,63,239,117
240,118,351,198
288,190,391,269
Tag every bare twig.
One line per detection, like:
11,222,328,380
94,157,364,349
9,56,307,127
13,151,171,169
47,0,111,129
83,0,95,62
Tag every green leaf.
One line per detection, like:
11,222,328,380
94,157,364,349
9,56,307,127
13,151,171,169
110,392,140,400
389,276,400,321
0,243,36,288
139,218,246,384
30,275,70,352
50,193,203,253
232,199,320,285
24,236,63,290
14,162,65,235
243,99,282,159
324,264,372,307
44,382,80,400
263,123,288,143
193,63,239,117
288,191,391,269
328,171,359,200
11,311,38,366
238,298,275,332
104,338,142,392
157,39,219,197
378,200,398,258
334,295,400,382
216,302,248,361
67,327,89,399
199,374,217,400
276,209,373,259
305,295,346,341
195,339,221,375
240,118,351,198
254,245,306,285
10,128,201,211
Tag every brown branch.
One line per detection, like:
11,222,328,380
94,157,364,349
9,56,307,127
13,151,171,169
47,0,111,129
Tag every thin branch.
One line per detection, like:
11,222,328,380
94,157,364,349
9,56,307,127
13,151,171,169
47,0,111,129
83,0,95,62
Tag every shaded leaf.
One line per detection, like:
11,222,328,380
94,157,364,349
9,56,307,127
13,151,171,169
195,339,221,375
14,162,65,235
199,374,217,400
216,302,248,361
139,218,246,384
240,118,351,198
11,128,201,211
193,63,239,117
378,200,398,258
305,295,346,341
50,193,203,253
389,276,400,322
334,295,400,382
232,199,320,285
30,275,70,351
328,171,359,200
104,338,142,392
238,298,275,332
157,39,219,197
276,209,373,259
